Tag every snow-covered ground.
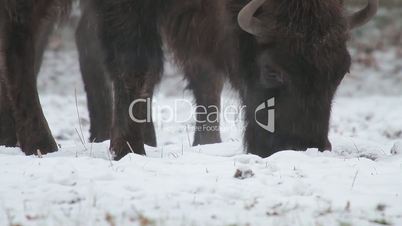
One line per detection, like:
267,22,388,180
1,22,402,226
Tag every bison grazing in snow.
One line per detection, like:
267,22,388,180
0,0,378,160
84,0,378,160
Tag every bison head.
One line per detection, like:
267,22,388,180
237,0,378,157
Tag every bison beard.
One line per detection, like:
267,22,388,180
0,0,377,160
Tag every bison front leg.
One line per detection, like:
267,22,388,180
185,66,224,146
110,78,159,160
96,1,163,160
0,15,57,155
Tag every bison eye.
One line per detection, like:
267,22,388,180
260,66,286,88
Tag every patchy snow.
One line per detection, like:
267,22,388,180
1,40,402,225
1,142,401,226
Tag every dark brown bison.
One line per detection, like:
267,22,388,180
83,0,378,160
1,0,378,160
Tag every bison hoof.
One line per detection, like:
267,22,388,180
110,139,146,161
0,135,18,147
89,133,110,143
318,140,332,152
21,137,58,156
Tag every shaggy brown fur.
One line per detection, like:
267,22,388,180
0,0,71,154
80,0,364,160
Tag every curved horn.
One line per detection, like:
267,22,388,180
347,0,379,30
238,0,267,36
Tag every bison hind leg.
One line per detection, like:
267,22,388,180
76,5,112,143
184,64,224,146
